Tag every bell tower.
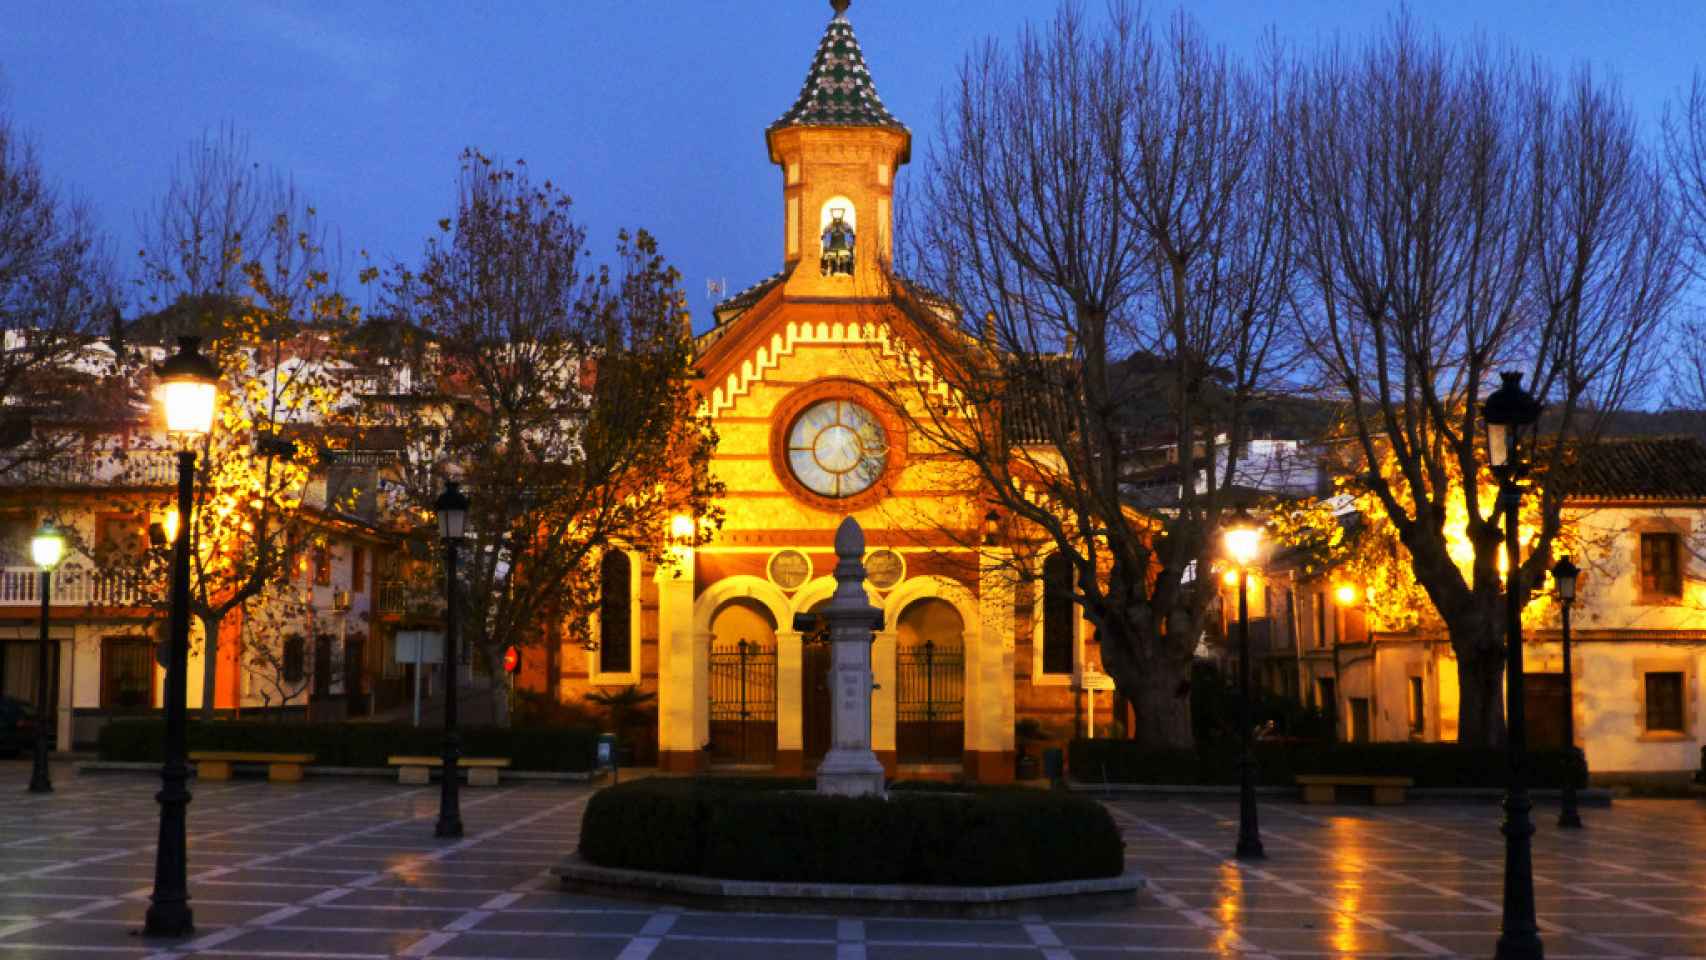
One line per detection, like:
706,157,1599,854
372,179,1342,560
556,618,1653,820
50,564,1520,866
767,0,911,300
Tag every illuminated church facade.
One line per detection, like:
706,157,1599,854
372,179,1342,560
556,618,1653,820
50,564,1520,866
549,1,1111,782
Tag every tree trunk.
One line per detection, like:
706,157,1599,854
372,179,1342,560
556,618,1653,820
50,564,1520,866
1446,608,1505,747
197,611,223,722
1102,634,1194,749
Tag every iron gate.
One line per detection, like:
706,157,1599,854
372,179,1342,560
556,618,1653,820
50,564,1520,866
708,638,777,764
896,639,964,762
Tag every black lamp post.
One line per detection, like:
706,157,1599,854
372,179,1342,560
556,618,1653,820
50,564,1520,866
27,521,64,794
146,335,219,938
1483,370,1544,960
1552,555,1582,829
1224,509,1265,860
434,480,469,839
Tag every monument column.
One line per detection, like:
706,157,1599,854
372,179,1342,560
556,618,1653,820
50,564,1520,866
809,517,886,797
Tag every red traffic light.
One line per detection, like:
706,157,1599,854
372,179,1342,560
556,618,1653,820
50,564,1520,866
502,645,520,674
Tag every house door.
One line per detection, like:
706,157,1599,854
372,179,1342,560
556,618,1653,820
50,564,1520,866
706,598,778,764
895,598,965,763
344,633,367,717
2,639,59,741
1524,674,1568,749
802,639,833,766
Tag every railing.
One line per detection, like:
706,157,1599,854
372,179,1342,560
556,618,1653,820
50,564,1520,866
375,578,407,614
0,564,152,607
0,452,177,487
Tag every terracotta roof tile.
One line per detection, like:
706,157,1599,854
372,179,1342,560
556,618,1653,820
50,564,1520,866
1569,436,1706,499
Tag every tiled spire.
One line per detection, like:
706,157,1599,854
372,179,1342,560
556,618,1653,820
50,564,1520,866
769,0,906,132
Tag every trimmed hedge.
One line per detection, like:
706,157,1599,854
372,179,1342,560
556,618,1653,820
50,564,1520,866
579,777,1124,886
1068,739,1588,789
97,719,599,772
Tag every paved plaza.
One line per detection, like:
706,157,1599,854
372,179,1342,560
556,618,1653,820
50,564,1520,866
2,763,1705,958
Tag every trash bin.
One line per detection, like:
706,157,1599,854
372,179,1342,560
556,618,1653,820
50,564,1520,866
1042,746,1065,787
596,733,617,772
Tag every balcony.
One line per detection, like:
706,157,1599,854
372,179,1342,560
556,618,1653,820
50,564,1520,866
0,564,151,608
0,452,177,488
376,578,407,615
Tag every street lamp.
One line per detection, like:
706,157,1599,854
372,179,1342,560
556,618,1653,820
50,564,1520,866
1482,370,1544,960
1223,508,1264,860
1552,555,1583,829
434,479,470,839
146,335,219,939
27,521,63,794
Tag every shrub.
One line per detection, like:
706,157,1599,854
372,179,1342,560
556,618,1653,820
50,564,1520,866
578,777,1124,886
97,719,599,772
1069,738,1587,789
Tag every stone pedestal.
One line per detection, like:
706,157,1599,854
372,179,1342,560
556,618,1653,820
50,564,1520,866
813,517,886,798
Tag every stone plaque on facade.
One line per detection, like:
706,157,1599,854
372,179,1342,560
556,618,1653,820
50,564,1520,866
865,549,904,590
768,549,812,590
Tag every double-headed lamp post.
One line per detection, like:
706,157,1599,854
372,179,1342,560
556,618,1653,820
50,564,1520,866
434,480,470,839
146,335,219,939
27,522,64,794
1552,555,1582,829
1224,509,1265,860
1483,370,1544,960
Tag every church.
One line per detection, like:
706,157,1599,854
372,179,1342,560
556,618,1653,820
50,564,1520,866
551,0,1113,783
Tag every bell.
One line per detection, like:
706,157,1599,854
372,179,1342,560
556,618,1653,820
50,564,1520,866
821,209,855,277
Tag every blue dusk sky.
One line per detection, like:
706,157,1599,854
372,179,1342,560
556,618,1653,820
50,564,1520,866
3,1,1703,328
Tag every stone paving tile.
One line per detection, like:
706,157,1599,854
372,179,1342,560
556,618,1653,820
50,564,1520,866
9,760,1706,959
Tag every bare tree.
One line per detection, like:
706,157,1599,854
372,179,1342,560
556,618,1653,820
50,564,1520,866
383,151,720,707
0,92,119,472
135,125,276,310
892,4,1298,747
1293,20,1683,745
1664,73,1706,410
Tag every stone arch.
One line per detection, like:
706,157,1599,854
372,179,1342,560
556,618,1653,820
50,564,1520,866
692,575,792,639
882,574,977,633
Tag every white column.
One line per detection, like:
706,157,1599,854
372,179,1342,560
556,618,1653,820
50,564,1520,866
776,629,803,755
871,629,897,757
815,517,885,798
655,551,704,770
971,547,1017,777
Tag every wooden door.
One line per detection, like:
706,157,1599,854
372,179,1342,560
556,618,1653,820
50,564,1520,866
802,641,833,766
1524,674,1568,749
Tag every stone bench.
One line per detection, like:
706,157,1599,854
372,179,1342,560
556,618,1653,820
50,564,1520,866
190,751,315,783
387,755,511,786
1296,774,1414,805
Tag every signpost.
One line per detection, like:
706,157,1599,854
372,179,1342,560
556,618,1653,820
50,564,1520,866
394,630,444,728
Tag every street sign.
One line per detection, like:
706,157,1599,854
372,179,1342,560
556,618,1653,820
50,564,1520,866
502,645,520,674
394,630,443,664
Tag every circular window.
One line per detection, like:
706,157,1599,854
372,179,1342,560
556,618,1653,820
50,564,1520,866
785,400,888,499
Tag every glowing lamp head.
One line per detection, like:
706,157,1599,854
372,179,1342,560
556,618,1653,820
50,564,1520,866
671,513,696,541
1221,569,1238,587
1334,583,1359,606
1481,371,1541,470
161,509,180,545
1551,555,1580,602
1222,510,1263,567
434,480,470,541
155,336,220,439
31,522,64,570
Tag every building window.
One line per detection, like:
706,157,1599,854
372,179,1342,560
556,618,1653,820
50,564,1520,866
1314,592,1328,648
598,551,633,675
1646,671,1686,733
351,546,367,593
1041,552,1074,676
1640,532,1682,598
313,547,332,587
1318,677,1337,717
101,637,154,709
1349,697,1371,743
1408,677,1425,735
283,635,306,685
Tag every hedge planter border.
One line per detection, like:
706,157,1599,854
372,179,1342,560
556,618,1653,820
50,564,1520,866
553,854,1144,918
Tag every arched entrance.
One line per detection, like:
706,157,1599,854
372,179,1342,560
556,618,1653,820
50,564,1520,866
707,597,778,764
895,597,964,763
800,597,833,768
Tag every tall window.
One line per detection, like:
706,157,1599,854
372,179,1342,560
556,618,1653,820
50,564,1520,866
1646,672,1686,733
1408,677,1425,735
1349,697,1371,743
313,547,332,587
1314,592,1328,648
1640,532,1682,597
101,637,154,709
283,635,306,685
351,546,367,593
1041,552,1074,676
598,551,633,675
